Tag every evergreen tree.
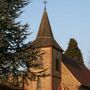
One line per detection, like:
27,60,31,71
0,0,43,88
64,38,84,64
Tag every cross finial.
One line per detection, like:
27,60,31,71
43,0,47,11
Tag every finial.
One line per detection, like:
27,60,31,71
43,0,47,11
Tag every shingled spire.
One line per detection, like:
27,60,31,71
36,10,54,39
31,9,63,51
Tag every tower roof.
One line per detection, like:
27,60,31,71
36,10,54,39
31,10,63,51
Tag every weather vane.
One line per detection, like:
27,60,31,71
43,0,47,10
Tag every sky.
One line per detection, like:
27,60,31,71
18,0,90,68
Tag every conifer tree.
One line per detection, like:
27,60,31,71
64,38,84,64
0,0,42,88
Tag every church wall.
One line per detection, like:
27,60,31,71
24,47,53,90
24,80,37,90
61,62,81,90
52,48,62,90
40,47,52,90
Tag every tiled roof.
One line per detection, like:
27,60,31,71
62,55,90,87
30,38,63,51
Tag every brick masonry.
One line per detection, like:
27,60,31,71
61,62,81,90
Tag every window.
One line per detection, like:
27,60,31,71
56,58,59,71
56,54,60,71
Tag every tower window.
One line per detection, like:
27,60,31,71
56,54,60,71
56,58,59,71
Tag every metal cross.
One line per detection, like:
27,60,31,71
43,0,47,10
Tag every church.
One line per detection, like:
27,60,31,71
24,6,90,90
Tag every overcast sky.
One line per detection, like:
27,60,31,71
18,0,90,68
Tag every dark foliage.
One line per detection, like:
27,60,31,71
0,0,44,89
64,38,84,64
0,84,21,90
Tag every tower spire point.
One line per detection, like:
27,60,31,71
43,0,47,11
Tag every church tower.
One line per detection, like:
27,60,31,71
25,7,63,90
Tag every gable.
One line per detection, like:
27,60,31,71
62,55,90,87
61,62,81,90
